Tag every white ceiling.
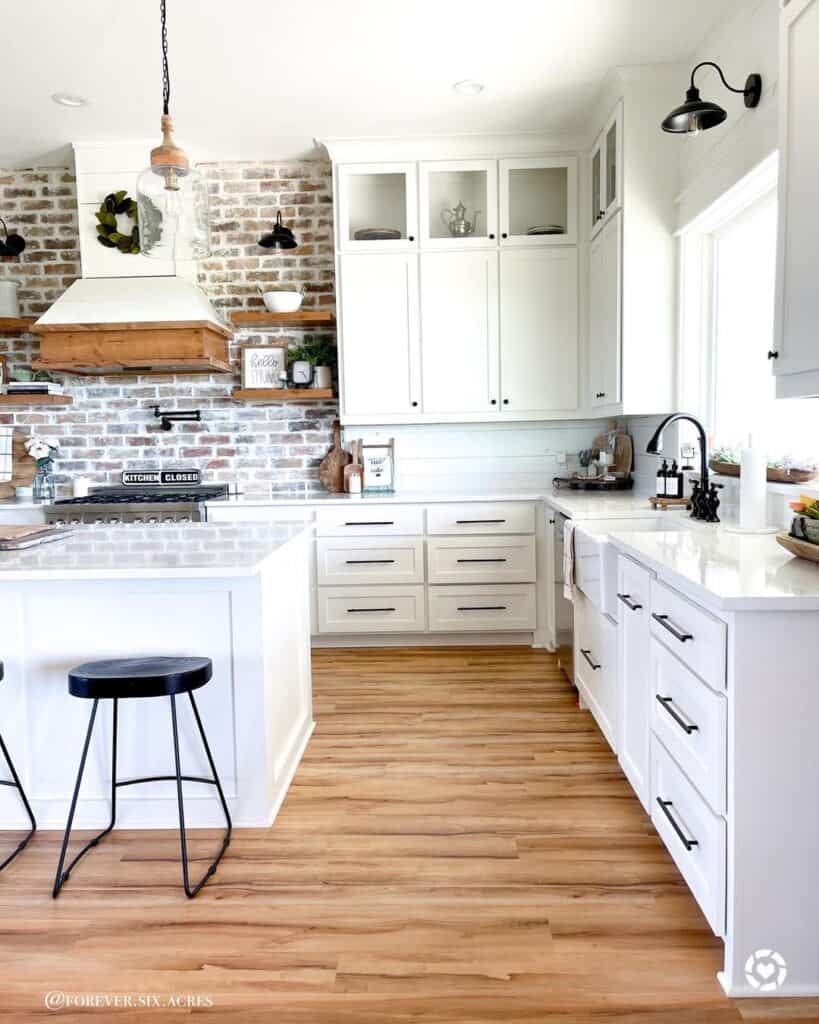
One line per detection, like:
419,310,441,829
1,0,739,168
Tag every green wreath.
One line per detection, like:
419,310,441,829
95,190,140,254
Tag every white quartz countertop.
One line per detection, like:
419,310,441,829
0,520,312,581
611,528,819,611
542,491,676,520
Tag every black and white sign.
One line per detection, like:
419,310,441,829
121,470,202,487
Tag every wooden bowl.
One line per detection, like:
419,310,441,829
709,459,816,484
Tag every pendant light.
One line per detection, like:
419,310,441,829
661,62,762,136
258,211,298,251
136,0,210,260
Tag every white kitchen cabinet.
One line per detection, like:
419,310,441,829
419,160,497,248
590,103,622,237
616,555,652,810
589,211,621,408
499,248,578,414
420,250,499,415
338,253,422,419
773,0,819,398
574,589,617,751
500,156,577,246
336,163,418,251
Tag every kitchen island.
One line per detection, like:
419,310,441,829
0,521,314,830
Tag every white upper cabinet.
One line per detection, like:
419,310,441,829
589,211,622,408
499,157,577,246
337,163,418,251
419,160,498,248
500,248,578,413
590,103,622,237
338,253,421,419
774,0,819,398
420,250,499,415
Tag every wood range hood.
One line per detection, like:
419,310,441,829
32,277,232,375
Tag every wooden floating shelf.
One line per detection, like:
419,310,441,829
31,357,231,376
0,393,73,406
232,388,335,402
0,317,36,334
230,310,336,328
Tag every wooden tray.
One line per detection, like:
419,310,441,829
552,476,634,491
649,496,691,510
776,532,819,563
709,459,816,484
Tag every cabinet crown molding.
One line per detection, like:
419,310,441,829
319,133,584,164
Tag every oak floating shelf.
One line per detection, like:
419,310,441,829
232,388,335,402
0,393,73,406
0,317,36,334
230,310,336,328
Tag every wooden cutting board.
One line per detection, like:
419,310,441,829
319,420,351,493
0,525,57,542
0,431,36,499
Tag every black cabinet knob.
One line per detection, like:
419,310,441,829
501,232,508,239
503,398,509,405
411,401,419,407
489,233,495,240
490,399,497,405
767,350,779,360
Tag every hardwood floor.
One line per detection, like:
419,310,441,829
0,646,817,1022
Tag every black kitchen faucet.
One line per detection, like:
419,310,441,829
646,413,721,522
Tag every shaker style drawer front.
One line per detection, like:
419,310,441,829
573,591,617,751
315,505,424,537
428,585,536,632
426,502,536,536
427,536,536,584
650,639,727,814
318,585,426,633
651,737,726,937
649,579,727,690
316,538,425,586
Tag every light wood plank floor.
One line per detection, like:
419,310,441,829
0,647,817,1022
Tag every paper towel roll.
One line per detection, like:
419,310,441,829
740,436,768,531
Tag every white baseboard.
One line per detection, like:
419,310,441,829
311,632,535,648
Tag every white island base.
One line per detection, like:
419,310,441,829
0,523,314,830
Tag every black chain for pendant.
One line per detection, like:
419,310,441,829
161,0,170,116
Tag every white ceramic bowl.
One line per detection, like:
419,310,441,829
262,290,303,313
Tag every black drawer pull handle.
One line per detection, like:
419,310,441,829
345,559,396,565
456,557,507,563
617,592,643,611
347,607,396,613
652,613,693,643
457,605,507,611
656,695,699,734
344,521,395,527
580,648,601,671
656,798,699,851
455,519,506,524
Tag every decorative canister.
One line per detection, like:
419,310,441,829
0,280,20,318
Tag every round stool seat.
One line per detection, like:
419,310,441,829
68,657,212,700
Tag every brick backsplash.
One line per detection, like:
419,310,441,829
0,160,338,495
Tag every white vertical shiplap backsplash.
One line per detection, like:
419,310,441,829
627,415,677,495
342,420,606,492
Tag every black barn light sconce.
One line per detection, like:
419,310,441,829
258,211,298,251
0,218,26,258
661,62,762,136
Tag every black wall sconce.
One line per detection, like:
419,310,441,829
661,62,762,136
0,218,26,258
258,210,298,251
151,405,201,431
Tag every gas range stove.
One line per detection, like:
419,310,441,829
45,484,230,525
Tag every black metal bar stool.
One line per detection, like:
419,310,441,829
53,656,232,899
0,661,36,871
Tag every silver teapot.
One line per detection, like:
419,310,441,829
441,200,479,237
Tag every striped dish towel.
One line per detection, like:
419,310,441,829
0,427,12,483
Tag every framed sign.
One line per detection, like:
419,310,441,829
241,346,286,389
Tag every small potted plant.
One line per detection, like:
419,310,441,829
287,338,337,391
25,434,59,503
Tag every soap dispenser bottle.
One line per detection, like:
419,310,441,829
669,460,682,499
656,459,668,497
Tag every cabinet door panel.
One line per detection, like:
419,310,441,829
589,210,621,407
617,556,652,810
499,248,578,414
420,251,499,414
339,254,421,418
337,162,417,251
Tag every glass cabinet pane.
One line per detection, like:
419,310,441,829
507,166,568,239
425,166,490,241
605,120,618,210
346,171,408,243
591,148,601,226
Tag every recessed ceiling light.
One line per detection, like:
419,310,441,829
51,93,89,108
453,80,484,96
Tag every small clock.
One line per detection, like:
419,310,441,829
291,360,312,387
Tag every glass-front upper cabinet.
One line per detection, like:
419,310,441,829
337,163,418,251
590,102,622,237
419,160,497,248
499,157,578,247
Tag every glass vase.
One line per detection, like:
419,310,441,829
32,466,55,504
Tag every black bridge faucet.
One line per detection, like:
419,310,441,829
646,413,721,522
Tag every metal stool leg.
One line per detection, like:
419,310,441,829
52,698,119,898
170,692,232,898
0,731,36,871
